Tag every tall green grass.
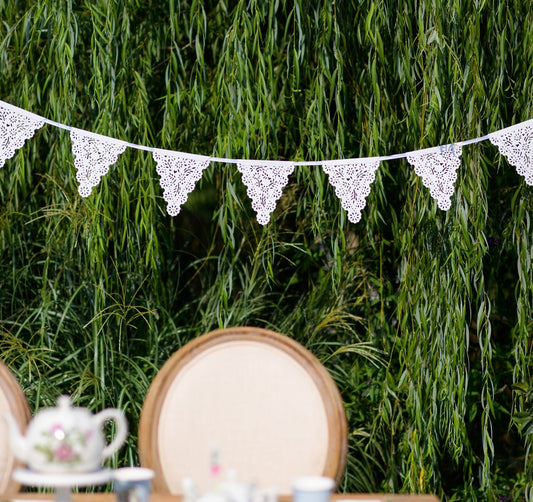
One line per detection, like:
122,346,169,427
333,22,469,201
1,1,532,500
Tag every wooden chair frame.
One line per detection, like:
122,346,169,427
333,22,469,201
139,326,348,494
0,360,31,494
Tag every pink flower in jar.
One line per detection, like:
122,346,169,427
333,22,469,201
55,443,74,461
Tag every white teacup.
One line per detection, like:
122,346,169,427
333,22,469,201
291,476,335,502
114,467,154,502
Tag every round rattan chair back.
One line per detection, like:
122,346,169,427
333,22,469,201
0,360,31,494
139,327,348,495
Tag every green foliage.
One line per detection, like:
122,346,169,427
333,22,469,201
1,1,532,500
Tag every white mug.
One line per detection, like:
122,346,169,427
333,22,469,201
114,467,154,502
291,476,335,502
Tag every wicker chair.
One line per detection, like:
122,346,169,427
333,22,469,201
0,360,31,494
139,326,348,495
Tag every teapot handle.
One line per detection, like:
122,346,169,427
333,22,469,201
94,408,129,460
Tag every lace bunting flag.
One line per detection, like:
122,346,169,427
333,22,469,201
406,145,462,210
0,102,45,168
152,150,211,216
70,129,127,197
4,98,533,225
236,161,295,225
489,120,533,185
322,159,380,224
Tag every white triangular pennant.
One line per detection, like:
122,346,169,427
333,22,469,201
236,160,295,225
0,102,45,168
70,129,128,197
322,159,380,224
489,120,533,185
406,145,462,210
152,149,211,216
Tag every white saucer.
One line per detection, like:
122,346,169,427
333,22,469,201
13,468,112,487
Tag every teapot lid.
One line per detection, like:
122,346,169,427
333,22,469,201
56,395,72,408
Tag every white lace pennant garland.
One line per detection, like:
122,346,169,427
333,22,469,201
3,99,533,225
152,150,211,216
236,161,295,225
322,159,380,224
489,120,533,185
406,145,463,210
0,102,45,168
70,129,128,197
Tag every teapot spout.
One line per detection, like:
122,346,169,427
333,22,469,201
1,412,28,463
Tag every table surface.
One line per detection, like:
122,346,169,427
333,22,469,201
2,493,440,502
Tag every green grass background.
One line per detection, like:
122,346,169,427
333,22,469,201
1,1,532,500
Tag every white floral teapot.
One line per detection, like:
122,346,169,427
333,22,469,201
3,395,128,473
